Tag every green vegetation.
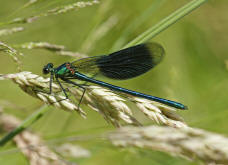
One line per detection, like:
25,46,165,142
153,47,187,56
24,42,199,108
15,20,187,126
0,0,227,164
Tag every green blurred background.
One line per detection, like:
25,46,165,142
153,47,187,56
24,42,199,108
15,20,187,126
0,0,228,164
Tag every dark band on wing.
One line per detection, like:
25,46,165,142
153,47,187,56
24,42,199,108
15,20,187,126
95,43,165,80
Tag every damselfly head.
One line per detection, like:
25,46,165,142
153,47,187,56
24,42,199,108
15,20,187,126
43,63,54,74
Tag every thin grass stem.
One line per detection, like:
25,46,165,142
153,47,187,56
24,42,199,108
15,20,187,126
0,105,49,146
124,0,208,48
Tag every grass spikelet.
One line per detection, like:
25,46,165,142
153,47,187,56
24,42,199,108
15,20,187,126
0,72,86,117
0,71,186,128
0,27,24,36
132,98,187,128
13,41,88,58
13,42,65,51
109,125,228,164
48,0,100,15
56,50,88,58
55,143,91,158
0,0,100,26
0,41,22,71
0,113,70,165
26,0,39,7
74,86,142,127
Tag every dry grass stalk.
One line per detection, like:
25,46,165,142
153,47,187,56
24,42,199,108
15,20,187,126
0,71,86,117
13,41,88,58
6,0,99,25
0,27,24,36
0,41,22,71
72,85,141,127
0,71,186,127
28,0,38,5
14,42,65,51
109,125,228,165
0,114,69,165
55,143,91,158
56,50,88,58
132,97,187,128
48,0,100,15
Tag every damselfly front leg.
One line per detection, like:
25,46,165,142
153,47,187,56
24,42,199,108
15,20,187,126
61,78,86,109
52,77,71,103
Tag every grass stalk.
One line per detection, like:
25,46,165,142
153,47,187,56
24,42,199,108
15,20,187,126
124,0,208,48
0,105,49,146
111,0,166,51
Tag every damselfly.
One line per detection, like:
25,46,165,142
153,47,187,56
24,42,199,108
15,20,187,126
42,43,187,110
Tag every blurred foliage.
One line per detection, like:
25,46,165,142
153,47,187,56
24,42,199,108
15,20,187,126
0,0,228,164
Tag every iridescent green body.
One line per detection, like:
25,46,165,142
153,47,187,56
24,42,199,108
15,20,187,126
55,65,70,75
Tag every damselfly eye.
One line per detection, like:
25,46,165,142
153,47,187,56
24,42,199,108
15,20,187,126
43,63,54,74
43,67,49,74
